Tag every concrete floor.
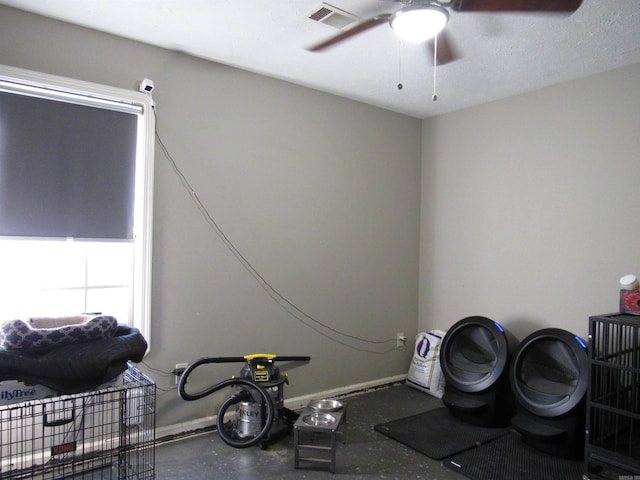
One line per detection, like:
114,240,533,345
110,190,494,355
154,383,467,479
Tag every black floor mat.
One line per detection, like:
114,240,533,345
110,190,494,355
374,407,511,460
444,432,584,480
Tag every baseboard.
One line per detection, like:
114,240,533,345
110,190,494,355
156,374,407,442
283,373,407,411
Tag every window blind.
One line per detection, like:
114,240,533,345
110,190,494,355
0,90,138,239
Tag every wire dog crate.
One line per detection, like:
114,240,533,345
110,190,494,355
585,313,640,479
0,363,155,479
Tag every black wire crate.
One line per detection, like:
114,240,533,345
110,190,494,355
0,363,155,480
585,313,640,479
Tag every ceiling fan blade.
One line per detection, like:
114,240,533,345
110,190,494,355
307,14,391,52
451,0,583,12
426,30,459,66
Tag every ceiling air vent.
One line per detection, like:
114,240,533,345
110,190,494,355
308,3,359,30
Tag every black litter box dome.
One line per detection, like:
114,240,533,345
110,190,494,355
440,316,515,393
510,328,589,418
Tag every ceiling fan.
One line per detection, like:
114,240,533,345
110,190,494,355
307,0,584,65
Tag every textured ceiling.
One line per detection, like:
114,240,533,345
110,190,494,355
1,0,640,118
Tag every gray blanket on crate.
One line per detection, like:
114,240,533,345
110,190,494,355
0,323,147,394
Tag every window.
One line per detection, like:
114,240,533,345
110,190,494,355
0,65,155,347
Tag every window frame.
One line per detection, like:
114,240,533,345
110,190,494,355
0,64,155,350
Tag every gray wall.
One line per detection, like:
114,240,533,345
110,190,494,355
420,63,640,341
0,6,421,428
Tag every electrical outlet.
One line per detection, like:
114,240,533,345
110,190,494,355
174,362,188,385
397,332,407,348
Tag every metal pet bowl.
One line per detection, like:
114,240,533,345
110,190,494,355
308,399,343,412
302,412,336,426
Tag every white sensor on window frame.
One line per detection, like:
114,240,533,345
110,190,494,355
138,78,154,93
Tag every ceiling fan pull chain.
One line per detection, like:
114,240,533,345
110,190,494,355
432,34,438,102
397,40,404,90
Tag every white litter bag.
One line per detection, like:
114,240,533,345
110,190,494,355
406,330,446,398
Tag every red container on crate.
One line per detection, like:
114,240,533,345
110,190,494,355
619,289,640,315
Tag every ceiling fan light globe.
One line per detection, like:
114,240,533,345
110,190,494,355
390,5,448,43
